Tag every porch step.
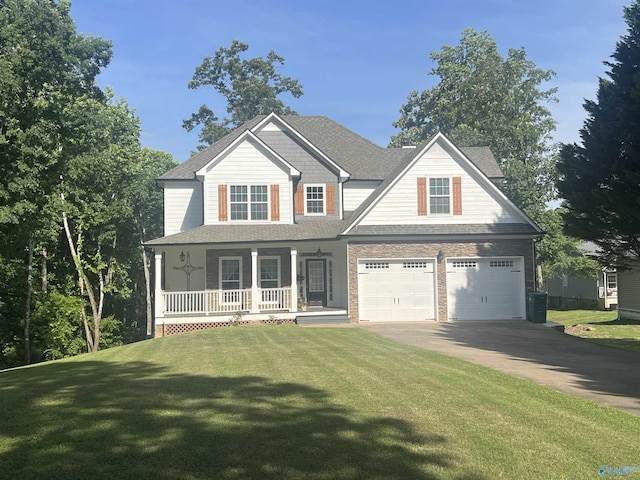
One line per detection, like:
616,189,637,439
296,314,350,325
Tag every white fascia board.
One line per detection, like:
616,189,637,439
252,113,351,180
195,129,300,177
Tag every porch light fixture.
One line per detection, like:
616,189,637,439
316,247,323,257
437,250,445,263
179,251,185,262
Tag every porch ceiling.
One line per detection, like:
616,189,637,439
146,219,349,246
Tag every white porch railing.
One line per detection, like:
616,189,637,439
162,288,291,315
258,287,291,311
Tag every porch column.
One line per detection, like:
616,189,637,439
251,248,259,313
154,253,164,324
291,248,298,312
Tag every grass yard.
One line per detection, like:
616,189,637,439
547,309,640,352
1,326,639,480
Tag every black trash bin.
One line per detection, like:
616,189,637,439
527,292,547,323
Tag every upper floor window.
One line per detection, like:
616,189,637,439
230,185,268,220
429,178,450,214
306,185,325,215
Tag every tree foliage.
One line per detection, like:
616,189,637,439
0,0,174,366
183,40,303,149
391,28,558,217
557,1,640,266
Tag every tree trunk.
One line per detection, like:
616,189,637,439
41,247,48,293
24,235,34,364
536,263,544,291
62,200,101,352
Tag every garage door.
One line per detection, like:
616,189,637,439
358,259,436,322
446,258,525,320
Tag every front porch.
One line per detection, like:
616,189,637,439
153,242,349,336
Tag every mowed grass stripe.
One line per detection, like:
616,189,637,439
1,325,639,480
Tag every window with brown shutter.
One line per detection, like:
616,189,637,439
452,176,462,215
417,177,427,216
326,184,335,214
218,184,228,221
270,184,280,221
295,184,304,215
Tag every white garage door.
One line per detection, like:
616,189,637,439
446,258,525,320
358,259,436,322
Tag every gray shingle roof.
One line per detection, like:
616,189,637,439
145,219,349,246
158,115,501,181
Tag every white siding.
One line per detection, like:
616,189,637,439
343,184,377,211
618,269,640,318
359,141,520,226
204,138,292,224
164,181,203,236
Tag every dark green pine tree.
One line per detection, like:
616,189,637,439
558,1,640,266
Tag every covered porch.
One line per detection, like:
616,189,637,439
152,241,349,335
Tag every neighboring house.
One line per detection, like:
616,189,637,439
146,113,542,337
546,243,618,310
617,265,640,321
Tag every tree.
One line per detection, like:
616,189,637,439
0,0,111,363
183,40,303,148
391,29,558,216
557,1,640,267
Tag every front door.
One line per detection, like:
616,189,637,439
306,259,327,307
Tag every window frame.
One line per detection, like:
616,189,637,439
428,177,452,215
259,256,281,289
305,184,326,216
219,256,242,291
229,184,269,221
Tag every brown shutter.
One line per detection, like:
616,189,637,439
326,184,335,214
417,177,427,216
452,176,462,215
270,184,280,221
218,184,228,221
295,184,304,215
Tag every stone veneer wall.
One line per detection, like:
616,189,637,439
347,239,535,323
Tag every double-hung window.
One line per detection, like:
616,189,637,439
305,185,325,214
230,185,268,220
429,178,450,214
259,257,280,289
220,257,242,304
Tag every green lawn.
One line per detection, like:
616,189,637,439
547,309,640,352
1,326,639,479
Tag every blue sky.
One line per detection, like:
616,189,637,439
71,0,629,162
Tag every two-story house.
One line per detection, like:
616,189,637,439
146,113,541,336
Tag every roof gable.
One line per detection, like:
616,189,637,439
194,129,300,177
343,132,540,234
252,113,350,179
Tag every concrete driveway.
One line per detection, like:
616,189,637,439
360,320,640,416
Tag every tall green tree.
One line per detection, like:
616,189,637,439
558,1,640,267
391,28,558,217
183,39,303,149
0,0,111,363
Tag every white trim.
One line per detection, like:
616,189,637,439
219,256,243,295
258,256,281,288
342,132,542,235
427,176,453,216
228,184,270,222
304,183,326,216
195,130,300,177
251,113,351,179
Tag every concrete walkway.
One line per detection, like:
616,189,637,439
360,320,640,416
